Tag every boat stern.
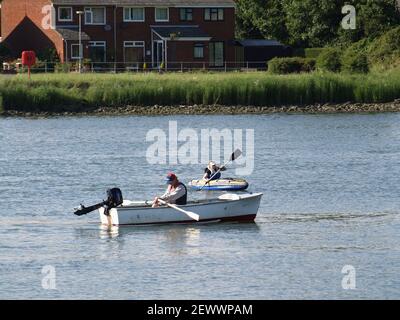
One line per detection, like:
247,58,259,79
99,207,119,226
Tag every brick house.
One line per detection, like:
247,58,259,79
0,0,236,69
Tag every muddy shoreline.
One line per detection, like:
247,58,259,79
1,101,400,117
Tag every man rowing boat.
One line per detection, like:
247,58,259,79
153,172,188,207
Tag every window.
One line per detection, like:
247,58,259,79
71,44,82,59
58,7,72,21
180,8,193,21
194,44,204,59
124,41,145,66
85,7,106,25
204,8,224,21
124,7,145,22
209,42,224,67
155,7,169,22
89,41,106,62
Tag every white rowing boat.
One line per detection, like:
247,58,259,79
99,193,263,226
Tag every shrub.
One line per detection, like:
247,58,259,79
304,48,326,59
55,63,72,73
342,45,369,74
317,48,342,72
293,48,326,59
268,57,316,74
368,26,400,70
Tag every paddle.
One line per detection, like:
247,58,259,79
199,149,243,191
158,199,200,221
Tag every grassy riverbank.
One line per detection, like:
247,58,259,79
1,72,400,114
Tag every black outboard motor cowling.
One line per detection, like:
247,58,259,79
106,188,123,208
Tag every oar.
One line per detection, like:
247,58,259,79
158,199,200,221
74,201,105,216
199,149,243,191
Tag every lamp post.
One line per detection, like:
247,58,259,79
76,10,84,73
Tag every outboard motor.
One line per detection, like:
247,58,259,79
106,188,123,208
74,187,123,217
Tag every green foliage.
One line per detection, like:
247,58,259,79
295,48,327,59
317,48,342,72
304,48,327,59
342,44,369,74
235,0,289,42
268,57,316,74
236,0,400,48
283,0,342,47
0,72,399,111
368,26,400,70
55,63,73,73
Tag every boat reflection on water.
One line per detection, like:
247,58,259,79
96,221,261,243
99,224,120,239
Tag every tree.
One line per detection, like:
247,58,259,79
235,0,289,42
338,0,400,45
283,0,343,47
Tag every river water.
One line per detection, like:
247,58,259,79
0,113,399,299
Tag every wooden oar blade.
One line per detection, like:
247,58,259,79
186,211,200,221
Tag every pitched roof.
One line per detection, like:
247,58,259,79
56,27,90,41
52,0,235,6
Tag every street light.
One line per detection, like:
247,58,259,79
76,10,84,73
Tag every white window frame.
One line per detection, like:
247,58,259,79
84,7,106,25
155,7,169,22
58,7,73,22
123,7,145,22
71,44,82,59
124,41,145,48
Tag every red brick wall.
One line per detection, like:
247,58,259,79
2,3,236,64
54,6,236,64
1,0,64,60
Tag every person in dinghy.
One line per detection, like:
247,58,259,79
202,161,226,181
153,173,188,207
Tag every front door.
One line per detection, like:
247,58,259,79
209,42,224,67
124,41,145,70
153,40,164,68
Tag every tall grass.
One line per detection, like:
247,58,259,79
0,72,399,112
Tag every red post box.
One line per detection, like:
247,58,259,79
21,51,36,79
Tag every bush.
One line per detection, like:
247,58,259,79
293,48,326,59
268,57,316,74
368,26,400,70
342,45,369,73
55,63,72,73
317,48,342,72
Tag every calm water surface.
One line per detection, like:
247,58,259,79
0,114,399,299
